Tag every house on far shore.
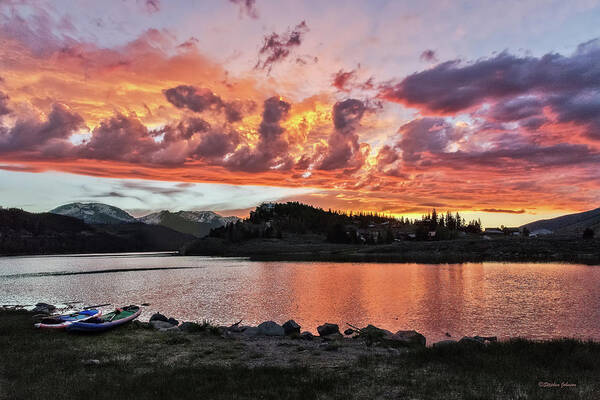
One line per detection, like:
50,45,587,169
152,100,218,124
483,228,504,235
503,227,521,236
529,228,553,237
483,227,525,237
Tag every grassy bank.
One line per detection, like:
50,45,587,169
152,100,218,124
1,310,599,399
183,236,600,265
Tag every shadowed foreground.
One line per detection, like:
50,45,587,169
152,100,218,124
1,311,598,399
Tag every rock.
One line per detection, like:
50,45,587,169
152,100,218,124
32,303,55,315
149,313,169,323
141,303,151,306
82,359,100,365
458,336,485,346
321,332,343,341
237,325,253,332
300,331,314,340
343,328,355,336
355,325,420,347
445,332,452,337
241,327,260,337
389,330,427,347
474,335,497,343
433,339,457,347
361,325,394,339
317,323,339,336
257,321,285,336
150,320,178,331
149,313,179,326
131,320,151,329
179,322,202,333
282,320,301,335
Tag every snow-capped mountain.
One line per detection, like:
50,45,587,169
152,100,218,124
50,202,137,224
138,210,239,237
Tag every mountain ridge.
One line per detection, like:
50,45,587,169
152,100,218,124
50,202,137,224
49,203,239,237
0,207,194,255
138,210,239,237
521,207,600,236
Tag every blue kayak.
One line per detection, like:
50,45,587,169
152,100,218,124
66,305,141,332
35,309,101,329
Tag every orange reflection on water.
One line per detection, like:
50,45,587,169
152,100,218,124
241,262,600,343
2,256,599,344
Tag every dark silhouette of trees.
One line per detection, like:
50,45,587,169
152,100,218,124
327,223,348,243
208,202,484,244
583,228,595,239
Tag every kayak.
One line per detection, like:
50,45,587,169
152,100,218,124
34,309,101,329
66,305,141,332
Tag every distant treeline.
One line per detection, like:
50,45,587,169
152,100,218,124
208,202,482,244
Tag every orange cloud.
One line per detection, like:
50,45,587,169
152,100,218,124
1,10,600,225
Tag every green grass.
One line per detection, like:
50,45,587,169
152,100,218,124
1,310,599,399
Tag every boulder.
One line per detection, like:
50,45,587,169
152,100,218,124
257,321,285,336
389,330,426,347
241,327,260,337
458,336,485,346
361,325,394,339
321,332,343,341
179,322,202,333
343,328,355,336
149,313,178,326
282,320,301,335
433,339,457,347
300,331,314,340
149,313,169,323
150,320,178,331
317,323,339,336
131,320,151,329
32,303,55,315
474,335,497,343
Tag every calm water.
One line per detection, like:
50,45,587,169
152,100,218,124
1,253,599,343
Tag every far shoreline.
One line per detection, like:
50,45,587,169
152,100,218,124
1,237,600,265
182,236,600,266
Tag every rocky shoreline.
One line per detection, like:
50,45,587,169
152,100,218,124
22,302,499,348
145,311,499,348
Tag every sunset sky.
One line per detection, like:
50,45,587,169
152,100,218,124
1,0,600,226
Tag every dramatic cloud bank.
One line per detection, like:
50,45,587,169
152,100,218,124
381,40,600,141
1,2,600,219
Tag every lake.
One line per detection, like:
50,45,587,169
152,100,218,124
1,253,599,343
